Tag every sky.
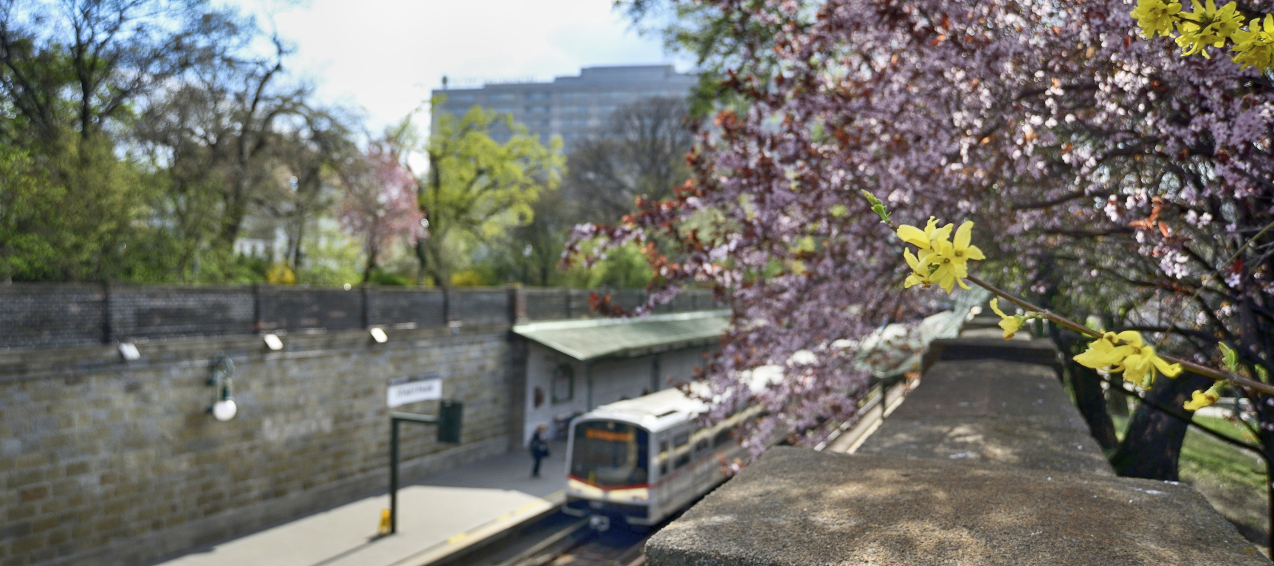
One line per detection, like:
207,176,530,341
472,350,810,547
226,0,685,135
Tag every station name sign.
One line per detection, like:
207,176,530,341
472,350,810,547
387,373,442,408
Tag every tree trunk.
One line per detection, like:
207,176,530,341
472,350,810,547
1051,326,1119,450
1071,362,1121,451
1106,389,1129,416
1109,370,1212,480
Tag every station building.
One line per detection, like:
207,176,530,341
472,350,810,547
512,310,728,446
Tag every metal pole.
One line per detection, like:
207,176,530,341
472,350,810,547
385,411,446,537
390,417,400,534
101,280,112,344
585,362,593,409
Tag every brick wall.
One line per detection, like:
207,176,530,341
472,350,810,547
0,285,718,350
0,324,515,566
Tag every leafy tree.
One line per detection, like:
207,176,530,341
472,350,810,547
417,99,563,289
0,0,266,281
0,142,60,282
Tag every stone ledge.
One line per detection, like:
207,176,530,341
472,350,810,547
922,337,1061,375
646,447,1269,566
856,359,1112,476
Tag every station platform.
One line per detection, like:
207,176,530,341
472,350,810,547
156,440,567,566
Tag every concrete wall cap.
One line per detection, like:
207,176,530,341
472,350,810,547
645,446,1269,566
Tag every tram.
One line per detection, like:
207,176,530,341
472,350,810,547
562,387,762,529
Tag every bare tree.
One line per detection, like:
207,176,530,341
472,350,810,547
137,38,309,277
0,0,233,144
255,107,355,271
563,96,693,224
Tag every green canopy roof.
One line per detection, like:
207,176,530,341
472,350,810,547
512,310,730,361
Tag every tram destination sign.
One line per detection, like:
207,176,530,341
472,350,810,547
387,373,442,408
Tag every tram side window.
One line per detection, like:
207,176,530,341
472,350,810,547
659,440,670,475
713,427,733,448
673,432,691,468
694,437,709,453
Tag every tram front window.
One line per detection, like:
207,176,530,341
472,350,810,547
571,422,649,487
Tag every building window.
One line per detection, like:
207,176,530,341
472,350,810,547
552,363,574,403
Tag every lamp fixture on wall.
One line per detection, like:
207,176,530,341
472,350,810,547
263,333,283,351
207,355,237,422
370,327,388,343
118,342,140,361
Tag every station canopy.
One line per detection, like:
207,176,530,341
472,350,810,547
512,310,730,361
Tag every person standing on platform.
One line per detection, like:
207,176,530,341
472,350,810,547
530,424,550,478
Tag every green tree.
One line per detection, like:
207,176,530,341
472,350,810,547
0,0,246,281
417,99,563,288
0,143,60,282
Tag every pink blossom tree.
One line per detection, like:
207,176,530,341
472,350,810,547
586,0,1274,482
338,138,423,283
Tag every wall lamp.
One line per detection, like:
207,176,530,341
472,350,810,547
207,355,238,422
263,333,283,351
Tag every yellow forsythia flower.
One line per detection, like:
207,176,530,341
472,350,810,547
1230,14,1274,70
929,221,985,292
1183,383,1222,411
1074,331,1183,388
1131,0,1183,39
988,298,1026,339
1176,0,1245,58
903,248,932,288
897,219,983,293
896,217,952,252
897,217,950,290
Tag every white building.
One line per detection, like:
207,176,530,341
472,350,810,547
512,310,728,446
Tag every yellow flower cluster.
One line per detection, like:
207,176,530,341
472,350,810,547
1074,331,1183,388
1232,15,1274,70
1132,0,1274,69
897,218,985,293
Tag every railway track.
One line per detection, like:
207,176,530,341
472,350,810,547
491,518,656,566
436,508,680,566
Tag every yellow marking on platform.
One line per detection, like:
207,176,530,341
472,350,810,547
437,494,560,551
513,502,543,514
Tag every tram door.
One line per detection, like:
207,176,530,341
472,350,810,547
692,432,714,492
654,437,673,517
668,428,695,506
